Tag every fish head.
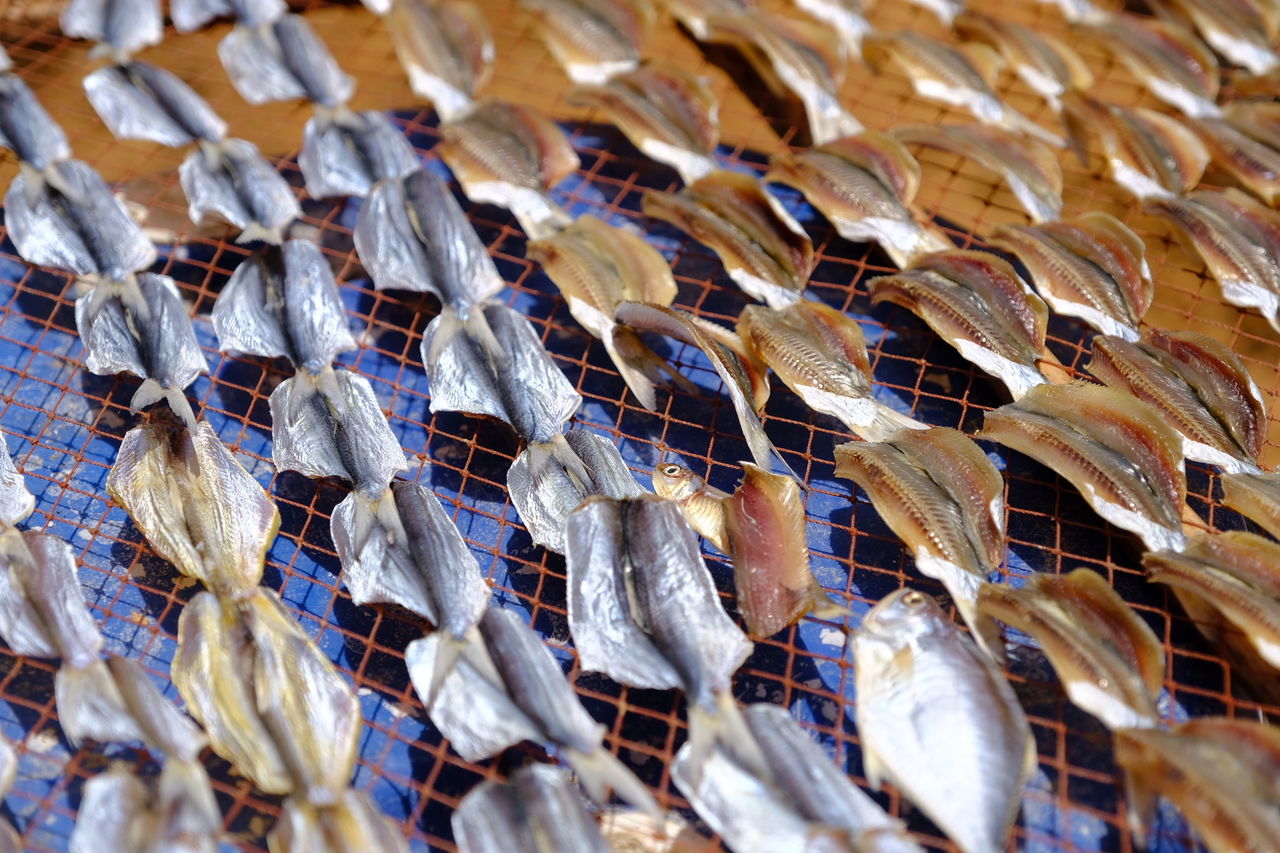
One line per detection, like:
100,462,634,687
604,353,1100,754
860,587,945,639
652,462,704,500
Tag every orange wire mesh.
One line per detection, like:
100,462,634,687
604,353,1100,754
0,0,1274,851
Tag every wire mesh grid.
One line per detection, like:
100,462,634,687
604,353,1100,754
0,0,1273,850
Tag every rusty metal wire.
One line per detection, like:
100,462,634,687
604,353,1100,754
0,0,1273,851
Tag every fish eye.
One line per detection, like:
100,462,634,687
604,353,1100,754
902,590,926,608
661,464,682,476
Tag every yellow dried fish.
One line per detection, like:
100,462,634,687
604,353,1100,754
385,0,493,121
864,32,1063,147
650,462,730,551
981,383,1190,552
1144,188,1280,333
1080,14,1220,117
1062,93,1209,200
766,131,952,267
1189,114,1280,205
643,169,814,308
737,301,927,440
791,0,870,53
836,426,1006,658
990,212,1154,340
523,0,653,84
568,61,719,183
1088,328,1266,472
1222,471,1280,538
527,215,680,410
438,99,580,238
870,250,1053,399
978,569,1163,729
894,123,1064,223
1158,0,1279,75
1116,719,1280,853
956,12,1092,111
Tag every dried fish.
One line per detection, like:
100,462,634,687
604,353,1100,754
737,301,927,440
180,138,301,244
990,212,1154,340
171,0,284,31
214,240,355,374
219,14,355,108
438,99,579,238
702,12,861,145
1144,188,1280,333
299,108,419,198
423,301,581,445
869,250,1052,399
792,0,870,54
565,496,756,774
724,463,843,636
956,12,1093,111
1033,0,1108,24
978,569,1164,729
108,419,280,600
651,461,730,550
507,429,646,554
1116,720,1280,852
1158,0,1279,76
61,0,161,60
863,33,1062,147
76,273,207,428
567,62,719,183
614,302,789,474
408,605,659,814
84,61,227,148
1189,114,1280,205
5,158,157,283
662,0,754,41
1062,93,1209,200
453,763,613,853
354,167,505,333
0,738,13,853
527,214,680,410
836,426,1006,658
894,123,1064,223
1144,531,1280,676
981,382,1189,552
272,790,409,853
854,589,1034,853
1222,470,1280,538
902,0,964,25
1081,15,1221,118
766,131,953,267
524,0,653,84
1088,328,1265,472
0,439,33,528
386,0,493,121
642,170,814,308
0,73,70,170
672,703,923,853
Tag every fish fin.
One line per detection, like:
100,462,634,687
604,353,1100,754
158,759,222,840
563,745,662,818
861,741,886,790
55,658,146,747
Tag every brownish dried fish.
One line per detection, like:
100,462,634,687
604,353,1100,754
836,426,1007,658
792,0,870,53
386,0,493,121
1062,93,1209,200
981,382,1190,552
990,212,1154,340
661,0,754,40
1088,328,1266,472
737,301,927,440
956,12,1093,111
568,61,719,183
438,99,580,238
1116,720,1280,852
1080,15,1221,117
527,215,680,409
978,569,1163,729
1222,471,1280,538
614,302,792,475
642,169,814,308
523,0,653,84
869,250,1054,399
1144,531,1280,678
864,32,1063,147
1158,0,1279,76
651,462,730,551
894,123,1064,223
1189,114,1280,205
766,131,953,267
724,463,843,637
1144,188,1280,333
703,12,862,144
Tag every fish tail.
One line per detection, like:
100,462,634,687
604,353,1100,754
684,692,769,785
54,658,134,748
422,627,477,705
424,308,465,368
464,307,506,363
603,328,662,411
563,745,661,819
130,380,199,432
158,758,222,837
853,405,931,443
